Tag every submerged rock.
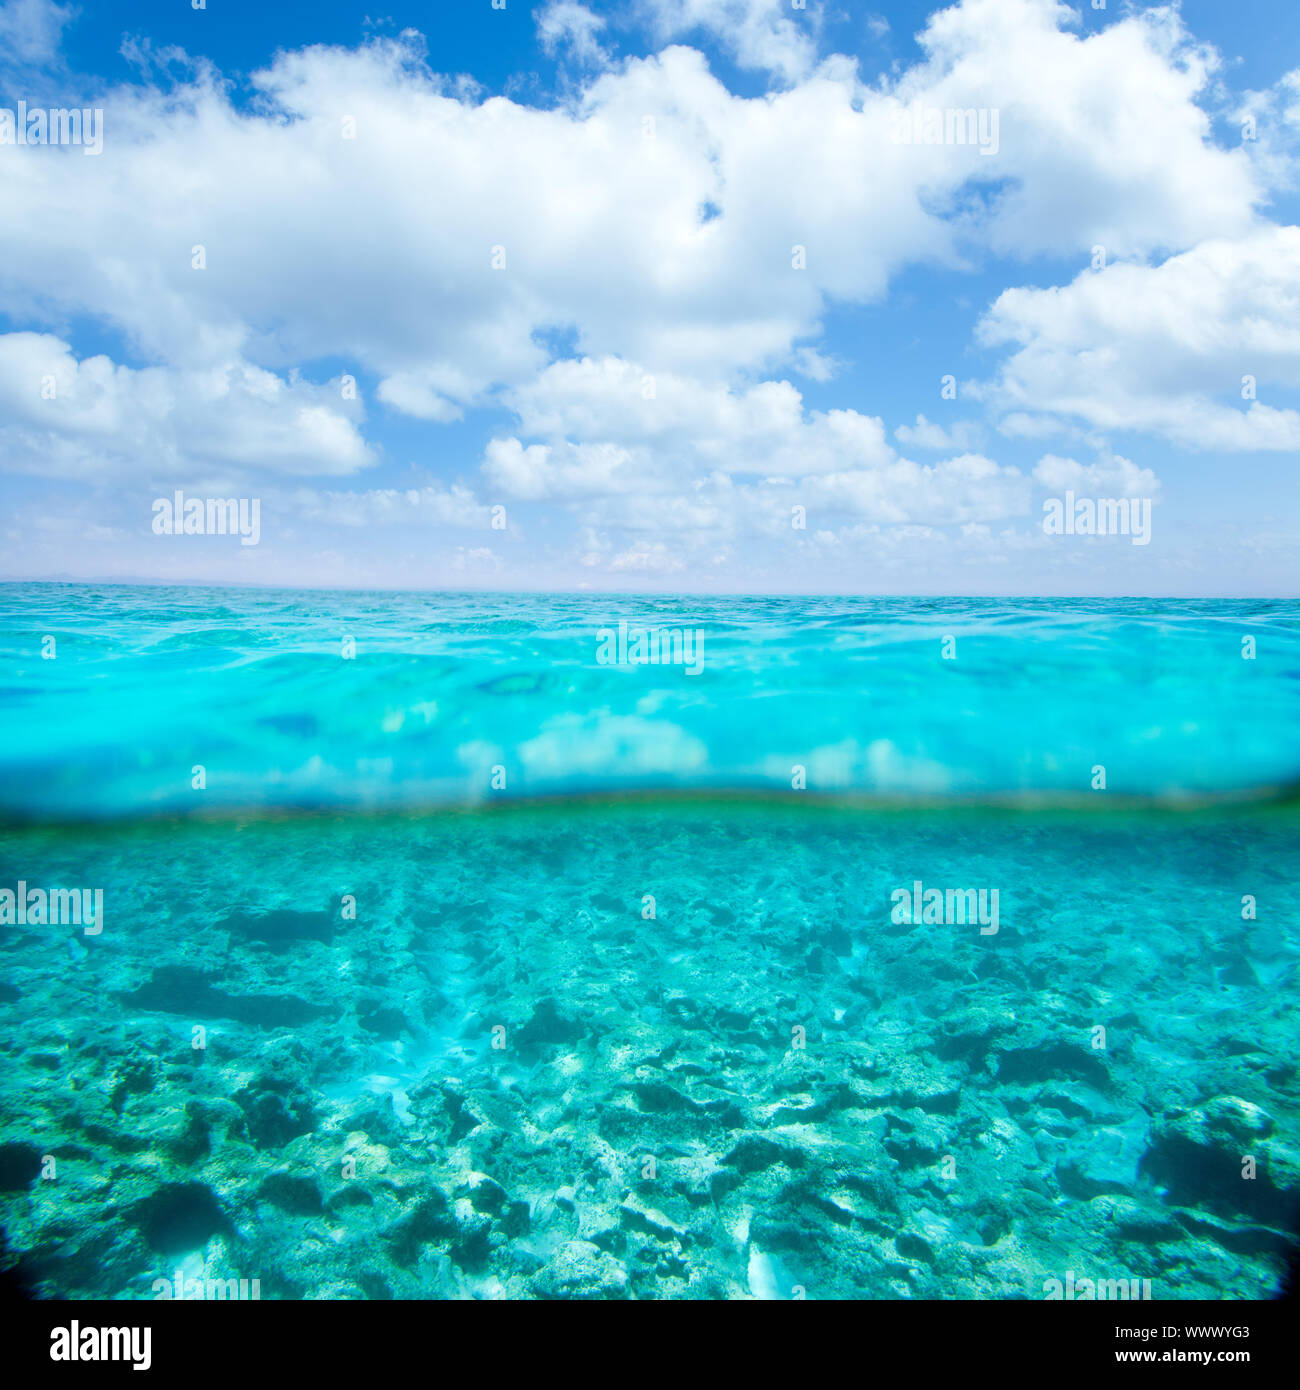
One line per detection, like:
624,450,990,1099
532,1240,629,1299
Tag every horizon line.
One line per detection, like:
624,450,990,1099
1,578,1297,603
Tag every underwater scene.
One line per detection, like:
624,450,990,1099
1,586,1297,1300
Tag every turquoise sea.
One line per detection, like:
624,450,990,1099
1,586,1297,1299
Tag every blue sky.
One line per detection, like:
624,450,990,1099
1,0,1298,594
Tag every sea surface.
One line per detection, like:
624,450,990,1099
0,586,1297,1299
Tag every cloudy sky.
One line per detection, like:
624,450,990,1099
1,0,1298,594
